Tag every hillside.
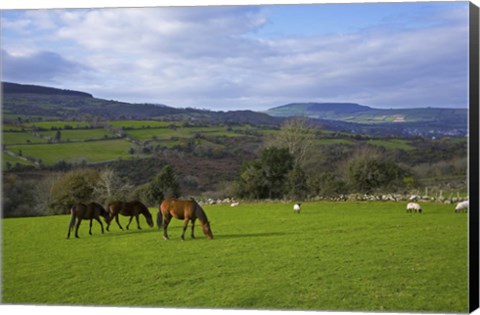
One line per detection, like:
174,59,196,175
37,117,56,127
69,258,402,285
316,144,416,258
2,82,468,137
267,102,467,123
2,82,93,98
266,102,468,137
2,82,280,126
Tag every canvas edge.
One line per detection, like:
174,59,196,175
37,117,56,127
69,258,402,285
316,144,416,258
469,1,480,313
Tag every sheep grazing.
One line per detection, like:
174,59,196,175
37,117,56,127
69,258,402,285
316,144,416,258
293,203,301,214
406,202,422,213
455,200,469,213
230,202,240,207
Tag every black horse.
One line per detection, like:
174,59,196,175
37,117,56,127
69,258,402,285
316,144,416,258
67,202,111,239
106,200,154,231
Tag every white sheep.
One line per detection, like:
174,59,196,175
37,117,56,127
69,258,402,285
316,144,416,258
293,203,301,214
230,202,240,207
455,200,469,213
406,202,422,213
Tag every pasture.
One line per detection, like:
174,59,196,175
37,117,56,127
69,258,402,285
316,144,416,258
2,201,468,312
6,139,136,165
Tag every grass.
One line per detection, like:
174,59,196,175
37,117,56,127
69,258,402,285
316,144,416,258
22,121,92,130
109,120,178,129
2,132,47,145
2,153,36,167
37,129,116,142
2,201,468,312
367,139,415,151
7,139,136,164
125,126,248,142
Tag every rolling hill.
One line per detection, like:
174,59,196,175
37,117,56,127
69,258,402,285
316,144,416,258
1,82,468,137
266,102,468,124
1,82,280,126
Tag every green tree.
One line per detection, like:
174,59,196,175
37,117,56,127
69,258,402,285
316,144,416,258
235,147,294,199
54,130,61,142
49,169,99,214
287,163,309,200
145,164,181,205
235,161,269,199
347,147,406,193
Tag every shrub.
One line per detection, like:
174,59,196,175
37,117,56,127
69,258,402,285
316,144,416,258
49,169,100,214
144,164,181,206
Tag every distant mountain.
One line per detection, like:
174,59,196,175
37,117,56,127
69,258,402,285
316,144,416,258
268,102,372,117
1,83,468,137
2,82,93,98
266,102,467,125
1,82,281,126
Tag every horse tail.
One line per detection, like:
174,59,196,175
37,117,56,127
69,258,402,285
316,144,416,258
67,206,77,238
70,206,77,229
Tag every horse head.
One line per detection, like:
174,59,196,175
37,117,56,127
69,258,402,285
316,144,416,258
141,205,154,228
146,215,154,228
100,207,112,224
202,221,213,240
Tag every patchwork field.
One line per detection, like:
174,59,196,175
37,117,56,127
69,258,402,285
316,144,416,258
6,139,136,165
2,201,468,312
2,121,272,168
3,119,429,170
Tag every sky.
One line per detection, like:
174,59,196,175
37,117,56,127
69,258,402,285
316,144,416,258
0,0,471,111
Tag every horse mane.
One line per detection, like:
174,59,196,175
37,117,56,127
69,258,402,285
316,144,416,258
133,200,152,218
192,199,208,224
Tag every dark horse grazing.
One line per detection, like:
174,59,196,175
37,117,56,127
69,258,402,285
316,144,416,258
158,198,213,240
67,202,110,239
106,200,154,231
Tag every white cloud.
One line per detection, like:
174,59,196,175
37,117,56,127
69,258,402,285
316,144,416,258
0,3,469,110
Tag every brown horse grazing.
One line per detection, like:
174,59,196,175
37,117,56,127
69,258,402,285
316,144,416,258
67,202,111,239
158,198,213,240
106,200,154,231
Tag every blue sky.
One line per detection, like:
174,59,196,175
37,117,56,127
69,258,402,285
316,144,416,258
0,1,470,111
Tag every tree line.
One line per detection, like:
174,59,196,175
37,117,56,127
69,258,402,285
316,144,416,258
3,117,467,217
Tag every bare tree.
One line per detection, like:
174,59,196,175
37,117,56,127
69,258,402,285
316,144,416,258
267,117,317,167
94,168,134,203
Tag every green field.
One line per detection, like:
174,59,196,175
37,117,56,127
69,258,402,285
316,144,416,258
367,139,414,151
7,139,136,164
2,132,47,145
2,152,36,167
109,120,178,129
38,129,116,142
22,121,92,130
2,201,468,312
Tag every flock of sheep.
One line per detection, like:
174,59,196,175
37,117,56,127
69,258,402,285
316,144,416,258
406,200,469,214
289,201,469,214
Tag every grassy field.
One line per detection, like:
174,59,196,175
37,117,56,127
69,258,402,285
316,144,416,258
2,132,48,145
37,129,116,142
2,201,468,312
7,139,136,164
367,139,414,151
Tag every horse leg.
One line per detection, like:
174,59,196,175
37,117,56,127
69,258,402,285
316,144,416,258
163,216,171,240
135,215,142,230
181,219,189,241
126,216,134,230
89,219,93,235
75,218,82,238
95,217,105,234
115,214,124,230
191,218,196,239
